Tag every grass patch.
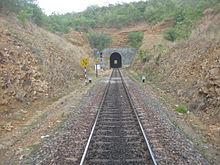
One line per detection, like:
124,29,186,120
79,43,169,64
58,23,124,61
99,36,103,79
27,144,41,154
50,95,63,102
213,3,220,14
137,50,153,63
174,105,188,114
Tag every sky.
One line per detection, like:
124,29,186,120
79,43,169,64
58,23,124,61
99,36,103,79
37,0,142,15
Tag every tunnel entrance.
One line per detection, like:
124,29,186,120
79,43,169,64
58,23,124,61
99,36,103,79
110,52,122,68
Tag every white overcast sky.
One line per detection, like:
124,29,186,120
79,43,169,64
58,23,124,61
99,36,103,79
37,0,142,15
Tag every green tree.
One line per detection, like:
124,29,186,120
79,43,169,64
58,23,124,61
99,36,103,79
128,32,144,48
71,16,96,31
17,9,30,26
83,5,100,19
164,27,177,41
0,0,37,12
87,32,112,50
30,4,45,25
47,13,70,33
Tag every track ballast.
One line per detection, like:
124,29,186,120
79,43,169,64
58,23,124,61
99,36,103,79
80,69,156,165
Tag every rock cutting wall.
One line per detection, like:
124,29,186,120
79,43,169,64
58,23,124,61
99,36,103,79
0,15,93,116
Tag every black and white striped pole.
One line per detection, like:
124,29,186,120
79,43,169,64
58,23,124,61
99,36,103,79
80,58,90,85
84,67,87,82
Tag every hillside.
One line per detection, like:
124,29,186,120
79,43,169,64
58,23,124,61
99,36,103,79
96,21,170,48
0,13,94,127
0,12,104,163
127,8,220,153
131,9,220,122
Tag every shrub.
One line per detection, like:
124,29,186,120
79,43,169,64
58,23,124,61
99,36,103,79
87,32,112,50
17,10,30,26
128,32,144,48
30,5,46,25
47,24,70,33
155,55,161,65
213,3,220,14
164,27,178,42
138,50,153,63
71,17,96,32
174,105,188,114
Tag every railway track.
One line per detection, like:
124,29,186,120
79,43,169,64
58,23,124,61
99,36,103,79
80,69,157,165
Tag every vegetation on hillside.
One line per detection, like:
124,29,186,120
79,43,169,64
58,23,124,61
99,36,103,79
128,32,144,48
1,0,219,44
1,0,46,26
86,32,112,50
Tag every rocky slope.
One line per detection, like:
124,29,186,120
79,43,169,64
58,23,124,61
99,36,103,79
0,14,93,123
122,10,219,162
134,10,220,123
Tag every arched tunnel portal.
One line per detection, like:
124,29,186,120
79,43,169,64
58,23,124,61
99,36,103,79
110,52,122,68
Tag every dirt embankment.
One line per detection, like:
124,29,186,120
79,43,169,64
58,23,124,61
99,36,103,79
95,21,171,48
129,10,220,148
0,14,93,127
138,11,220,122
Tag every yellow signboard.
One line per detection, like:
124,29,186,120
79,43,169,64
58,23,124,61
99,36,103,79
94,59,99,64
80,58,90,67
103,57,110,60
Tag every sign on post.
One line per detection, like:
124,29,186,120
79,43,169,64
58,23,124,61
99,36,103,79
94,59,99,65
80,58,90,83
94,64,101,70
94,59,99,77
80,58,90,67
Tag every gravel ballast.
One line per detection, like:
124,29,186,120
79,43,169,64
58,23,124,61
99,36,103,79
122,71,210,165
22,75,110,165
23,70,210,165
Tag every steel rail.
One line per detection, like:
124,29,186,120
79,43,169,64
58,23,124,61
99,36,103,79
118,69,158,165
79,70,114,165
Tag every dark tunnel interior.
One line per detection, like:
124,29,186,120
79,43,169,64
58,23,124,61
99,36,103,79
110,52,122,68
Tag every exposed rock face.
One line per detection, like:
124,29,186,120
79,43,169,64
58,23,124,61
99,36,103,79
0,30,48,108
64,31,89,47
167,13,220,115
0,15,93,117
132,11,220,122
198,64,220,109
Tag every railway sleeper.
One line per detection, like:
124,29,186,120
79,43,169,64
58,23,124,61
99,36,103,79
89,142,147,150
97,121,137,125
95,125,137,130
90,135,142,143
95,129,141,136
86,149,149,160
86,158,148,165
